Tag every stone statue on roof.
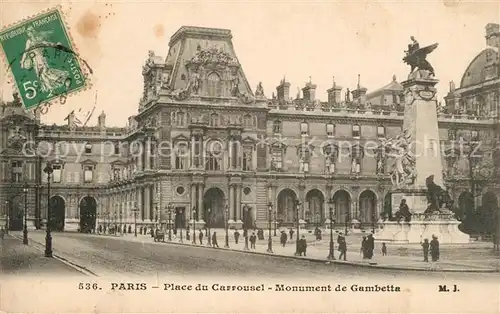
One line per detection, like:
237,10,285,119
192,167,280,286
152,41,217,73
255,82,264,97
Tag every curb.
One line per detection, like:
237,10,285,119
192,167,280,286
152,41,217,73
152,239,499,273
10,234,98,277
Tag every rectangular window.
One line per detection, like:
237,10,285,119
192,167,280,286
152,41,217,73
352,125,360,138
83,165,93,183
205,153,221,171
326,124,335,137
243,147,253,171
271,149,283,170
52,164,62,183
377,126,385,138
300,161,309,173
273,121,282,134
300,122,309,136
85,143,92,154
448,129,457,140
114,143,120,155
11,160,22,182
471,130,479,141
175,144,188,169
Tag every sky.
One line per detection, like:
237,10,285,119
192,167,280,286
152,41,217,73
0,0,499,127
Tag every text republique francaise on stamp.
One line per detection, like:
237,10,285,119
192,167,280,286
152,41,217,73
0,7,88,110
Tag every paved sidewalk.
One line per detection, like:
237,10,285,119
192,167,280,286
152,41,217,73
0,234,82,276
97,230,500,272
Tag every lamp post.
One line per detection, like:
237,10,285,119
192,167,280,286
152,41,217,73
267,202,273,253
4,200,9,234
43,162,53,257
316,213,320,229
119,211,123,236
167,204,173,241
345,212,349,235
294,200,301,256
372,213,376,234
113,212,117,235
224,203,229,248
243,205,249,250
207,208,212,246
179,208,183,243
22,183,29,245
133,203,139,237
327,196,336,260
192,207,197,244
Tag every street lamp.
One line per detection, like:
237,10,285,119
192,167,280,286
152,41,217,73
167,203,173,241
179,208,183,243
23,183,29,245
4,200,9,234
207,208,212,246
316,213,320,229
327,196,336,260
224,203,229,248
42,162,53,258
243,205,249,251
192,207,197,244
372,213,376,234
132,203,139,237
273,204,277,237
267,202,273,253
294,200,301,256
345,212,349,235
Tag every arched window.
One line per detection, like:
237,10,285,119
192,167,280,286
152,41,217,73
297,145,311,173
176,112,186,126
207,72,222,97
205,140,223,171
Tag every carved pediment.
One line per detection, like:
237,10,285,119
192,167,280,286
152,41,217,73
110,159,127,166
241,136,257,145
80,159,97,166
172,134,190,142
186,46,239,68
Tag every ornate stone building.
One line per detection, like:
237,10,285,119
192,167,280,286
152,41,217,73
0,24,498,232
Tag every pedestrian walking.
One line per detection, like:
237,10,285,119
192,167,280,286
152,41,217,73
280,230,287,247
212,232,219,248
360,236,367,258
250,232,257,249
421,238,430,262
430,235,440,262
0,227,4,240
365,234,375,260
298,235,307,256
289,229,294,242
381,243,387,256
337,232,347,261
234,229,240,244
198,229,203,245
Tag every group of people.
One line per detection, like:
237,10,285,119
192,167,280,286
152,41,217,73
421,235,440,262
360,234,376,260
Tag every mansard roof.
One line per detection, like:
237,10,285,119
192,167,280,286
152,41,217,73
460,47,499,88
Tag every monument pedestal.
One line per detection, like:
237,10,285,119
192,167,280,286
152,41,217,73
377,70,470,244
375,219,470,244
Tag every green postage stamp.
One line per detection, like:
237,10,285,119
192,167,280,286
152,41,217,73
0,7,89,110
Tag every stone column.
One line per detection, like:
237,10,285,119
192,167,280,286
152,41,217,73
229,184,235,222
145,184,151,222
137,187,143,221
236,184,242,223
198,184,205,223
190,135,196,168
190,183,197,220
137,141,143,171
145,139,151,170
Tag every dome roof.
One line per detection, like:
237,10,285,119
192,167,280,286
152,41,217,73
460,47,499,88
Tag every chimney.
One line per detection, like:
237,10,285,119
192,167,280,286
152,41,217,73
486,23,500,48
302,76,316,102
327,76,342,105
351,74,367,105
98,110,106,129
276,76,291,101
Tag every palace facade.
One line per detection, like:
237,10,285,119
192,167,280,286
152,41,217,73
1,24,499,232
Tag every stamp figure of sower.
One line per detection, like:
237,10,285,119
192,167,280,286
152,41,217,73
0,8,88,110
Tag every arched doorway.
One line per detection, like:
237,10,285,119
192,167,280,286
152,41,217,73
481,192,498,234
49,196,65,231
458,191,474,221
203,188,225,228
277,189,298,225
8,195,23,231
359,190,377,224
305,189,324,226
333,190,351,224
384,192,392,220
79,196,97,233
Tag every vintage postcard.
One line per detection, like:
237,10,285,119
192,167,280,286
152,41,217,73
0,1,499,313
